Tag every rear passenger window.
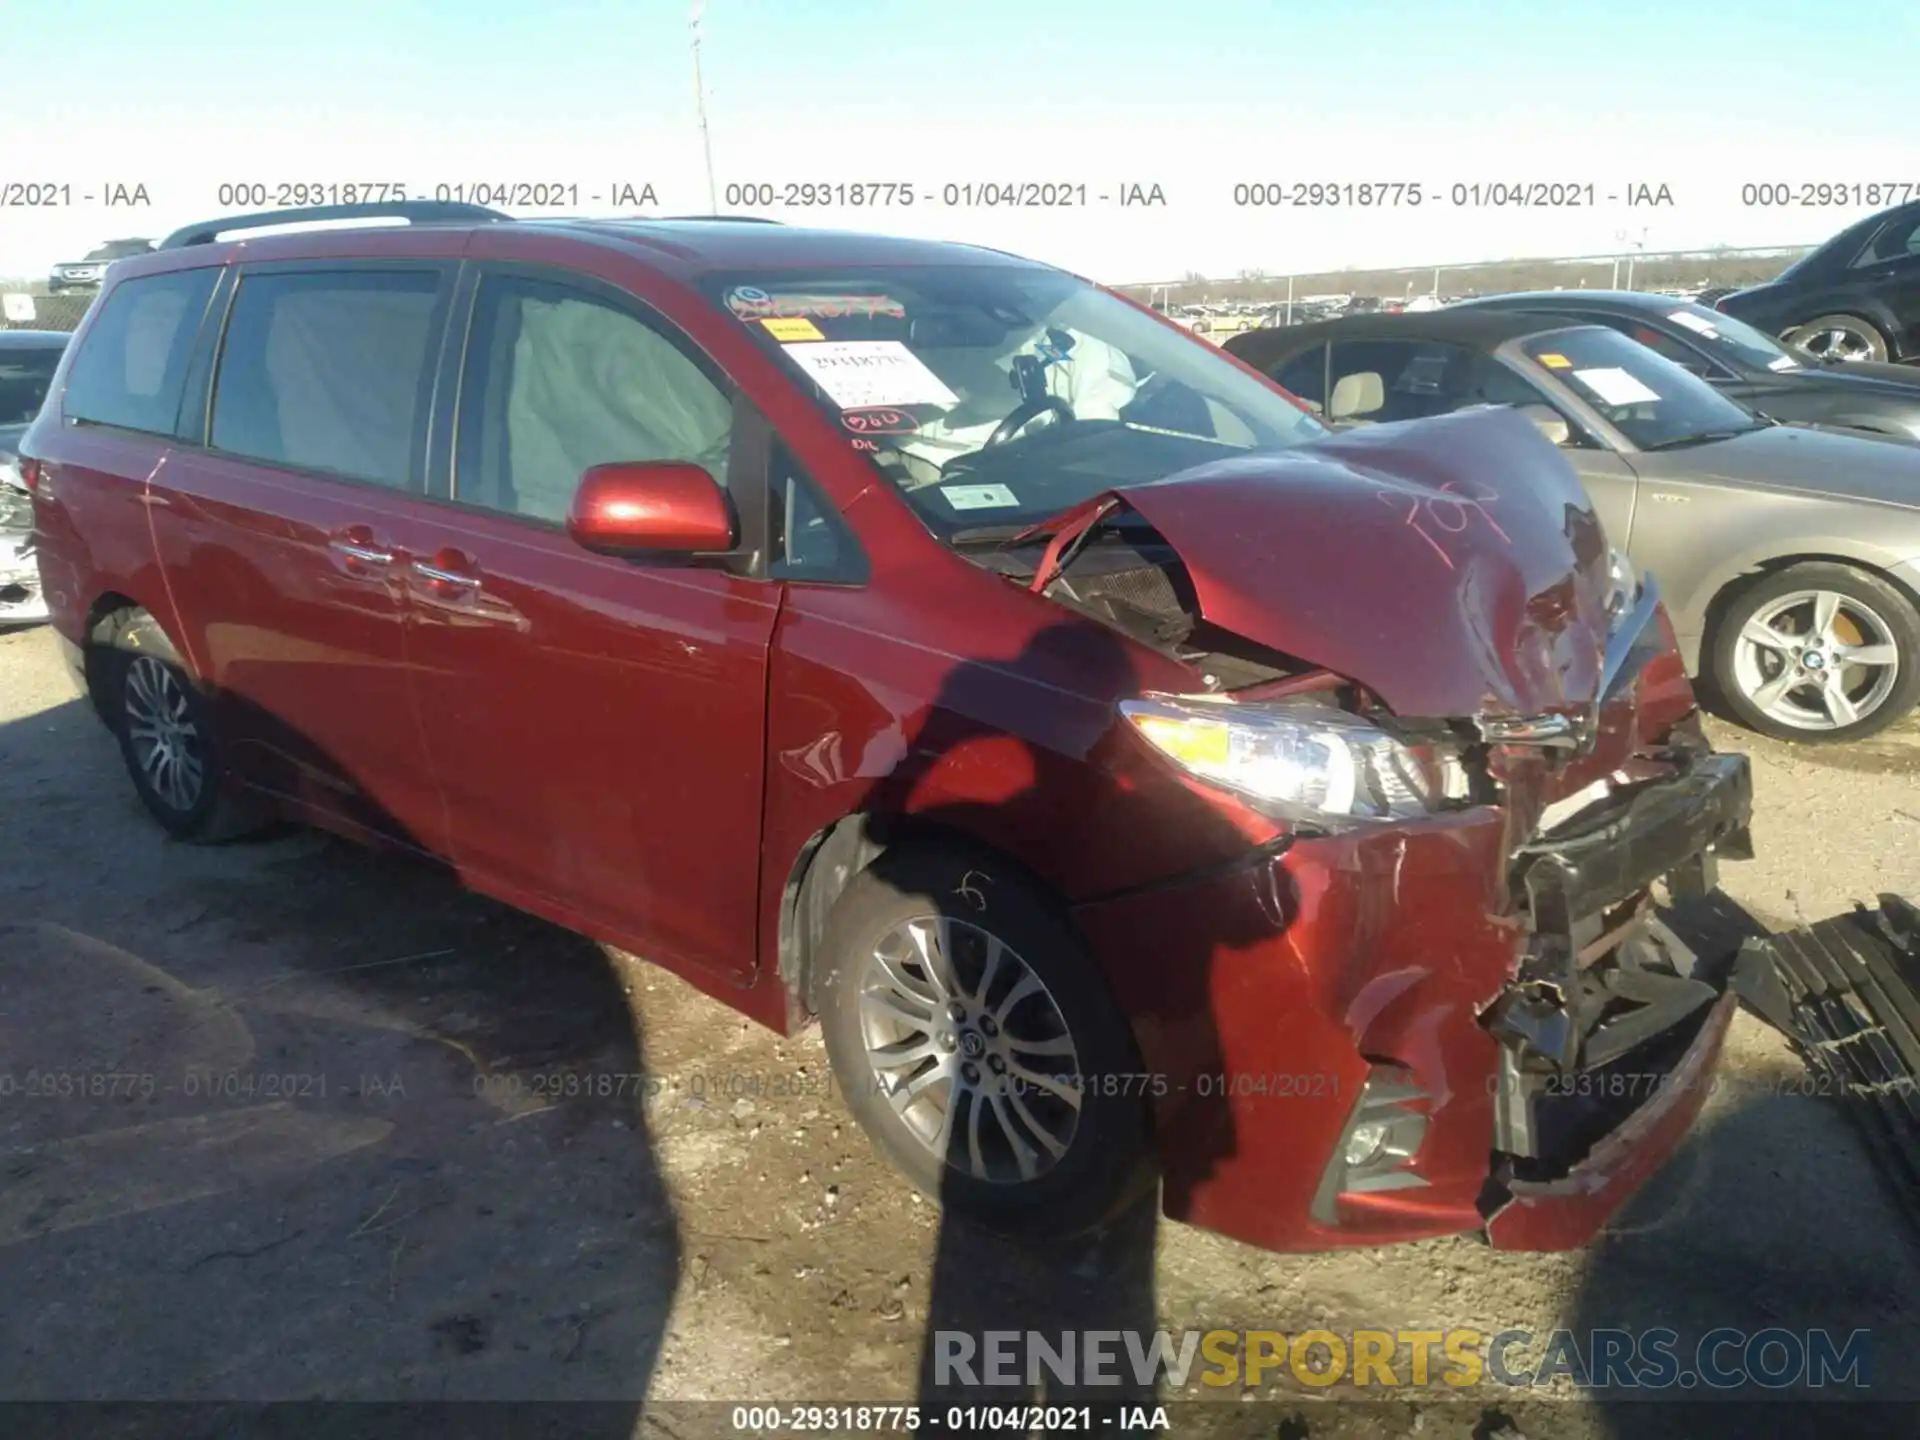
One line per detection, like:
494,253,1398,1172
211,270,444,489
63,268,218,435
455,275,734,524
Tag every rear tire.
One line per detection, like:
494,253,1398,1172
816,844,1157,1240
1783,313,1889,364
1710,563,1920,742
100,612,264,842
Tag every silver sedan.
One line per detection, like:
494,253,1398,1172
1228,312,1920,742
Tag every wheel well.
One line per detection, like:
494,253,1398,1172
776,813,1060,1019
1791,309,1883,327
79,592,147,720
1701,554,1920,659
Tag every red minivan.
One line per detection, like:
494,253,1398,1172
20,203,1760,1254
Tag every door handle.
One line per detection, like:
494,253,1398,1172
410,549,480,594
334,540,396,564
327,526,397,574
407,549,527,630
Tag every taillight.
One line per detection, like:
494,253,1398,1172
18,458,42,493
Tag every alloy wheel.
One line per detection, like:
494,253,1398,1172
1731,589,1901,733
124,655,207,812
857,915,1082,1184
1786,320,1881,364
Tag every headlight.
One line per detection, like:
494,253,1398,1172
1602,546,1639,626
1119,694,1438,829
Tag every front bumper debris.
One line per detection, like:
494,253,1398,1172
1480,749,1755,1249
1738,896,1920,1234
0,530,48,624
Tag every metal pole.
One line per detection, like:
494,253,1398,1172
691,2,717,211
1285,273,1294,325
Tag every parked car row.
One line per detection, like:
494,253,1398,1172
17,199,1764,1257
1200,199,1920,742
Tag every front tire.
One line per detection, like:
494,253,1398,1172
1784,313,1889,364
101,613,263,841
1710,563,1920,742
816,844,1157,1240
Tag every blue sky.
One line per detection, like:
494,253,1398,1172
5,0,1916,280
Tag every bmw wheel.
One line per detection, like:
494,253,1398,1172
816,845,1156,1238
1783,314,1890,364
1712,563,1920,742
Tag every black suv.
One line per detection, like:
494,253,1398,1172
47,238,156,294
1715,201,1920,365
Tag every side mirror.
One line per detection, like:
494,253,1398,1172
1515,403,1572,447
566,461,737,557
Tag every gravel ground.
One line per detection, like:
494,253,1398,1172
2,620,1918,1439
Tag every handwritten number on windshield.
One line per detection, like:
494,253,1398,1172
1377,482,1508,569
842,407,918,435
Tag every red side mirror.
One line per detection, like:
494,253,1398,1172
566,461,736,557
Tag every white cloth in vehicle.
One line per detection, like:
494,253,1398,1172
503,295,734,521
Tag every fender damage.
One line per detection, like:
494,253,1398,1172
1026,410,1760,1249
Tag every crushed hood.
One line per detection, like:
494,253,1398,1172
1102,408,1616,718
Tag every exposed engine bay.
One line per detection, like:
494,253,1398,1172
970,529,1300,693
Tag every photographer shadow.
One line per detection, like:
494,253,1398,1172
811,618,1286,1422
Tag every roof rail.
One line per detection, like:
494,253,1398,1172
159,201,513,249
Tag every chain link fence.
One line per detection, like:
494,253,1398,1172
0,289,96,333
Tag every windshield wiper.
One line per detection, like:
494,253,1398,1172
1640,425,1765,452
950,515,1147,547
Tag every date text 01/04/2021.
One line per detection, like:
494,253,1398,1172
729,1405,1171,1433
1228,181,1677,208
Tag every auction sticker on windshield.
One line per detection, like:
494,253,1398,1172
941,484,1019,511
762,317,825,341
1667,310,1720,337
784,341,961,409
1536,352,1572,369
1572,366,1662,406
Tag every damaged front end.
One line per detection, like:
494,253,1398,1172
0,538,47,623
0,481,47,625
1478,723,1756,1248
1026,410,1760,1251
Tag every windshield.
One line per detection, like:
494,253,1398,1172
702,265,1326,537
0,344,65,428
1521,326,1765,450
1661,302,1802,372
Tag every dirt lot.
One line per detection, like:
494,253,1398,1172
3,620,1919,1439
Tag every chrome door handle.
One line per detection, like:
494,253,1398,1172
330,539,395,565
411,561,474,586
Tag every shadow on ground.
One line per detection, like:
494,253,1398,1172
0,694,680,1425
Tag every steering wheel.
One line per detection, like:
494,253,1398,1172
985,395,1074,448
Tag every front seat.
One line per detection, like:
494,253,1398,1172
1328,371,1384,424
